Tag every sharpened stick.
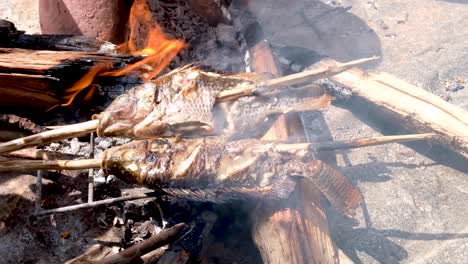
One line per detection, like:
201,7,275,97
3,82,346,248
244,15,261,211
217,56,379,102
254,133,436,154
312,133,435,151
0,119,99,155
0,158,101,172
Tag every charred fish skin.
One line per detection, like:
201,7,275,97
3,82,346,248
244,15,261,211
102,137,286,189
95,67,331,140
102,138,361,215
96,68,258,139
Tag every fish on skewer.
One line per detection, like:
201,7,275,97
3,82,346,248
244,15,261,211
94,67,331,139
102,137,362,215
0,57,377,154
0,133,437,215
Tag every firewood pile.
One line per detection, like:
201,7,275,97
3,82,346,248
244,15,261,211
0,0,467,263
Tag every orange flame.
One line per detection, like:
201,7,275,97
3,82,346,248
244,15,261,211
102,0,185,81
58,0,184,108
50,63,111,111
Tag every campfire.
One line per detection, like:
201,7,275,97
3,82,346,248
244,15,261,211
0,0,467,263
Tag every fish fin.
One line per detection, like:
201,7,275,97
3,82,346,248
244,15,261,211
295,160,362,216
161,177,297,203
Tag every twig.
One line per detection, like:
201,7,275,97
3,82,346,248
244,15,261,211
34,192,158,216
0,119,99,155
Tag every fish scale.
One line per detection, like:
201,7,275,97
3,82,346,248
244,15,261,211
102,137,362,215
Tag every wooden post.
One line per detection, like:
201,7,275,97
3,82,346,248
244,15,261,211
250,40,352,263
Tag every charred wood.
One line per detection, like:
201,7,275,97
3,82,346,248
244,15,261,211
0,47,142,110
94,223,189,264
0,114,45,141
157,211,217,264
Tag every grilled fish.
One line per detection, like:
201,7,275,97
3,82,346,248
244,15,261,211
95,67,331,139
102,137,361,215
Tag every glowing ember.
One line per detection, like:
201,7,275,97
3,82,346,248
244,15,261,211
58,0,184,108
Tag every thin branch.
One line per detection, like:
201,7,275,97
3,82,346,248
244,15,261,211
34,192,159,216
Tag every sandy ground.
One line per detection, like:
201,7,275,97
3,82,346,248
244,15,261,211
0,0,467,263
248,0,468,263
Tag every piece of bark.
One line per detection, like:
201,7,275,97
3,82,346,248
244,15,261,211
251,39,343,264
323,62,468,159
94,223,189,264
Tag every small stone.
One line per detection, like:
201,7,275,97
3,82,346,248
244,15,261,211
97,140,111,150
290,64,302,72
446,83,464,92
69,138,81,154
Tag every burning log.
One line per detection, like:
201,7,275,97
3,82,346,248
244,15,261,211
94,223,189,264
323,61,468,159
0,57,376,154
0,47,142,110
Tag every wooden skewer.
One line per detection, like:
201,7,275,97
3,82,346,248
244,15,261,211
216,56,379,102
0,57,377,155
0,133,434,172
0,119,99,155
273,133,436,153
0,158,102,171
